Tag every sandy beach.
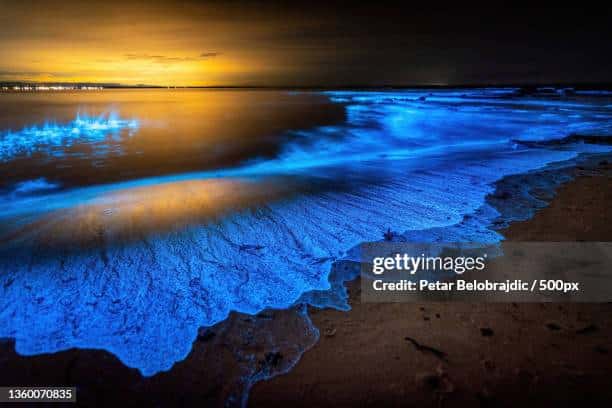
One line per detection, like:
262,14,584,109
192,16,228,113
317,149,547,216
251,158,612,407
0,156,610,406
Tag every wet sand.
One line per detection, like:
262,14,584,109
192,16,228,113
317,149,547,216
1,158,611,407
250,159,612,407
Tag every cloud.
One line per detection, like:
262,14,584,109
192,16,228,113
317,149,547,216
200,52,221,58
123,52,220,64
124,54,191,63
0,70,49,77
0,70,66,80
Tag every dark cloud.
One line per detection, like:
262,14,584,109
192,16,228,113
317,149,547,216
124,54,196,63
123,53,220,64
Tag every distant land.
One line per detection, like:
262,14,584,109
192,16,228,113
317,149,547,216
1,81,612,91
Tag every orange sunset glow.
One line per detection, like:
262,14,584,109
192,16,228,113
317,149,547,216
0,1,310,86
2,2,611,87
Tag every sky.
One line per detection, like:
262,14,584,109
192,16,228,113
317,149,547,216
0,1,611,87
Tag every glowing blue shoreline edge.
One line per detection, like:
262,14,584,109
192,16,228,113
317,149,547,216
0,138,510,220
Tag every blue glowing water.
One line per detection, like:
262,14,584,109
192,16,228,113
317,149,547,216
0,113,139,162
0,89,611,376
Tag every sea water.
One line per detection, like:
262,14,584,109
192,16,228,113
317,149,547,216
0,88,610,375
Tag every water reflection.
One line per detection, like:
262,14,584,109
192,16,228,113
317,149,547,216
2,176,303,249
0,90,344,189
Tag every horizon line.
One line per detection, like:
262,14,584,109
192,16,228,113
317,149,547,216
2,81,612,90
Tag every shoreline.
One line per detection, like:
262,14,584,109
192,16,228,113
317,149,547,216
1,153,611,406
250,155,612,407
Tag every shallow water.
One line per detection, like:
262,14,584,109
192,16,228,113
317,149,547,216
0,89,611,376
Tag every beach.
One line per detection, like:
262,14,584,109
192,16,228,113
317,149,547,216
251,158,612,407
1,156,610,407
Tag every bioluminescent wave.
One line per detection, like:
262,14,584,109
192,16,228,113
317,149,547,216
0,113,139,162
0,90,611,377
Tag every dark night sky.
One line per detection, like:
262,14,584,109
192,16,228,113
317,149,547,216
1,1,610,86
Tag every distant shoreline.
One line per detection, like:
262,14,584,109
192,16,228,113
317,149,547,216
2,83,612,91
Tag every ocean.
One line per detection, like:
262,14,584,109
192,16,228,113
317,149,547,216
0,88,611,376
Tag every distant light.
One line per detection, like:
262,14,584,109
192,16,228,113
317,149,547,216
1,85,105,92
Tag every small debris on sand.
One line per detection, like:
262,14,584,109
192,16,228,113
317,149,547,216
404,336,447,361
480,328,494,337
260,352,283,369
323,327,336,337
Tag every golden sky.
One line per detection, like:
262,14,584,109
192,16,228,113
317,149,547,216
1,1,610,86
0,1,328,86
